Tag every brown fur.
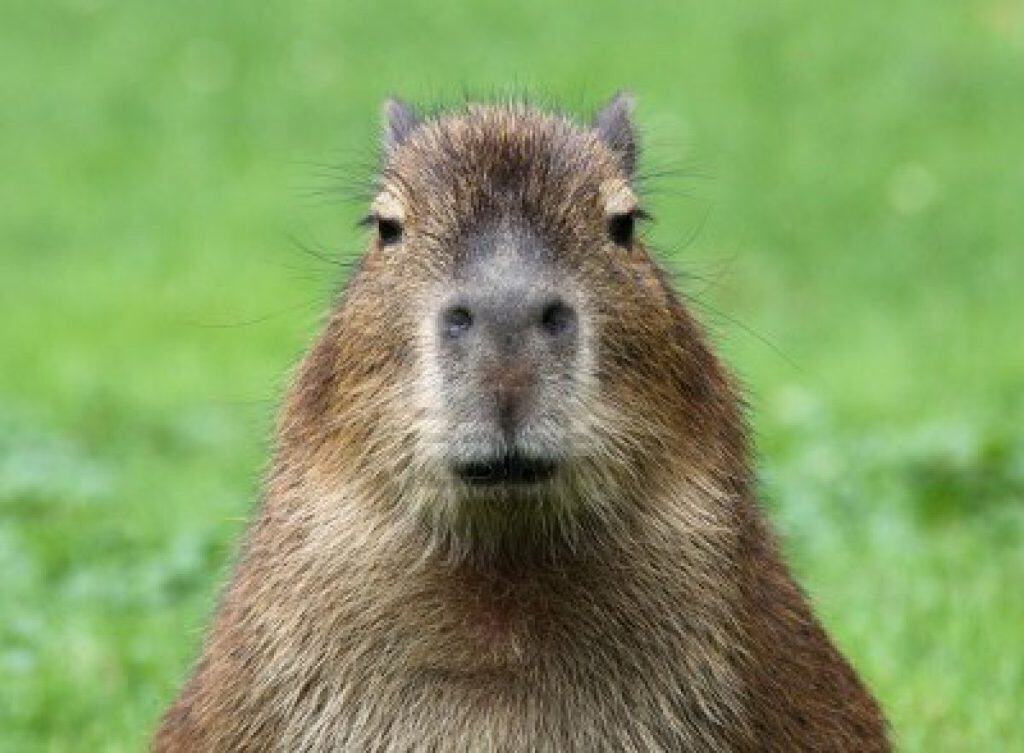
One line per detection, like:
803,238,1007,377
153,99,888,751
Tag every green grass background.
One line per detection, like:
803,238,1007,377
2,0,1022,750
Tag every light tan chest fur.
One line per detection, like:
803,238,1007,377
221,521,749,753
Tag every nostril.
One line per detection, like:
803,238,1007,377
540,299,576,338
442,305,474,339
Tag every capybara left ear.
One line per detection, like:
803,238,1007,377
381,97,420,157
592,91,637,177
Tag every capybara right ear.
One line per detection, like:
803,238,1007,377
593,91,637,178
381,97,420,157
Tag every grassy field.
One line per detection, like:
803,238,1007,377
2,0,1022,749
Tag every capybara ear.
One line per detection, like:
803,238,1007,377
592,91,637,177
381,97,420,157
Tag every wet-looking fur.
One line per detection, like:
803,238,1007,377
153,95,889,752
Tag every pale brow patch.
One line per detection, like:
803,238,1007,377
599,177,638,215
371,191,406,221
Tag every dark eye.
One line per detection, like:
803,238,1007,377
377,217,403,246
607,211,636,247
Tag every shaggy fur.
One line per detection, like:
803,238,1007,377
153,96,889,751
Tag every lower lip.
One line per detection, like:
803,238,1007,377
454,456,558,487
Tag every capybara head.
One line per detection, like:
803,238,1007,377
287,95,737,562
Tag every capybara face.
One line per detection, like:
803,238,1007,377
326,97,708,554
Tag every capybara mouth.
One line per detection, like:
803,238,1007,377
454,454,558,487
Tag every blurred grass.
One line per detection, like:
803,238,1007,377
1,0,1022,750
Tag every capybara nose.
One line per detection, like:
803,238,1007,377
438,284,577,362
437,267,579,435
439,293,577,352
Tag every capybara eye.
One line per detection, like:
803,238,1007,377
377,217,403,246
607,212,635,248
